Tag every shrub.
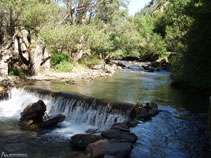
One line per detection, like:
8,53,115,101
51,52,69,66
39,25,111,59
54,61,72,72
8,67,26,76
79,56,104,68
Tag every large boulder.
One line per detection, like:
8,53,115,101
86,139,133,158
70,134,103,150
101,129,137,144
20,100,46,124
19,100,65,130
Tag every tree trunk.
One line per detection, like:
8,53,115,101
41,47,51,71
0,43,12,76
29,45,43,76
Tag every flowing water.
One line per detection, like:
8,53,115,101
0,69,210,158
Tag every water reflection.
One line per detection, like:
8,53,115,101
26,70,209,113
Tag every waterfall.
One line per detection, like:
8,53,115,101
0,87,132,137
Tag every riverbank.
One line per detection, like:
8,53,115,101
0,64,120,86
0,60,169,87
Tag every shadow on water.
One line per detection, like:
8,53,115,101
1,69,210,158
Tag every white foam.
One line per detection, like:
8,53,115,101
0,88,127,137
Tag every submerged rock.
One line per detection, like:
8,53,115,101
70,134,103,150
86,139,133,158
101,129,137,144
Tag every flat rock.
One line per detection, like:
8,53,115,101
39,114,65,129
70,134,103,150
101,129,137,144
86,140,133,158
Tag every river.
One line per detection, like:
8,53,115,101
0,69,210,158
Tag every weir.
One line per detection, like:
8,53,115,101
0,87,135,130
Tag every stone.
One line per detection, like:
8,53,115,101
137,110,158,120
70,134,103,150
146,102,158,110
19,100,65,130
19,100,46,130
101,129,137,144
0,90,9,100
20,100,46,123
40,114,65,129
111,122,130,132
105,64,115,74
93,64,104,70
86,140,133,158
85,128,99,134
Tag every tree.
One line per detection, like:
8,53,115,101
0,0,61,76
172,0,211,90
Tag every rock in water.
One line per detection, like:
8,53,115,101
20,100,46,124
101,129,137,144
40,114,65,129
86,140,133,158
70,134,103,150
19,100,65,130
145,102,158,110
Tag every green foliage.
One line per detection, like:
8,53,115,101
21,2,61,32
50,52,72,72
108,21,143,59
79,56,104,68
133,14,167,59
3,0,210,92
172,0,211,90
95,0,128,24
8,67,26,76
51,52,69,66
40,25,111,58
54,61,72,72
154,0,193,52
